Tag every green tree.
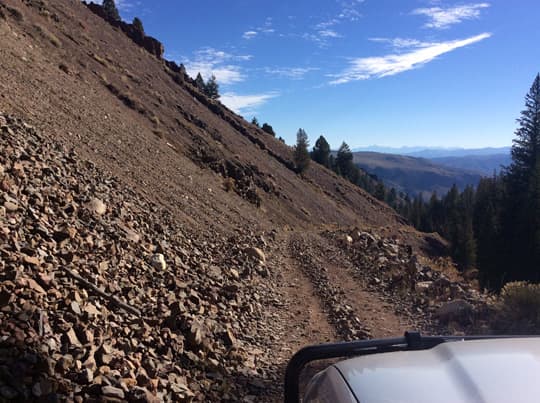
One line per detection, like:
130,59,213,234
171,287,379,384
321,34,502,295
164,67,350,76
102,0,120,21
293,128,310,174
505,73,540,281
132,17,145,35
386,187,398,208
335,142,355,180
251,117,260,127
453,185,477,270
374,182,386,201
204,75,220,100
509,74,540,190
261,123,275,136
195,73,205,92
474,175,505,286
311,135,331,168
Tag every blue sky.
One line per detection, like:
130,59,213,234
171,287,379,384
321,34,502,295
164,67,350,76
114,1,540,149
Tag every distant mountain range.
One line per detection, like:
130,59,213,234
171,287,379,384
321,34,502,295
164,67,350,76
352,146,511,159
352,151,507,198
350,146,511,196
430,153,511,175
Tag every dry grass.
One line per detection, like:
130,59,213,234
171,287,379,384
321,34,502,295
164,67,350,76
494,281,540,334
123,69,141,84
91,53,109,68
102,80,145,115
149,115,160,126
97,71,108,83
154,91,164,105
34,24,61,47
223,177,235,192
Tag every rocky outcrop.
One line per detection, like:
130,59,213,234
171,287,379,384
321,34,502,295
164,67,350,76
85,2,164,58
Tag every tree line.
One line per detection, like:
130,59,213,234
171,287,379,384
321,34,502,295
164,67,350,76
292,74,540,290
396,74,540,289
292,128,392,201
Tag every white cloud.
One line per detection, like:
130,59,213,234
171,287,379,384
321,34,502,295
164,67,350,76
316,19,339,30
242,31,258,40
242,18,275,40
413,3,490,29
264,67,318,80
337,0,364,21
115,0,140,13
187,62,243,85
319,29,342,38
305,0,364,46
330,33,491,84
220,92,279,114
183,48,251,85
302,31,342,47
369,37,434,49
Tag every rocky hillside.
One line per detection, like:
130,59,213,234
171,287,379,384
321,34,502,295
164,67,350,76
0,0,405,234
0,1,491,402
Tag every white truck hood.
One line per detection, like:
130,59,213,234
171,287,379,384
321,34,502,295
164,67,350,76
334,338,540,403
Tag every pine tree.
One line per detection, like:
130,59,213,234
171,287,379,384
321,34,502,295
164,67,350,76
336,142,354,180
474,176,505,286
506,73,540,281
386,187,398,208
509,74,540,190
454,185,477,270
251,117,260,127
204,75,220,100
102,0,120,21
195,73,205,92
261,123,275,136
424,192,439,233
374,182,386,201
132,17,145,35
293,128,310,174
311,135,331,168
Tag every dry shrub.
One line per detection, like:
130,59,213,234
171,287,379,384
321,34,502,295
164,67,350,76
149,115,160,127
34,24,61,47
92,53,109,68
223,177,235,192
58,63,69,74
104,82,144,113
495,281,540,334
6,6,24,21
97,72,108,83
124,70,141,84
